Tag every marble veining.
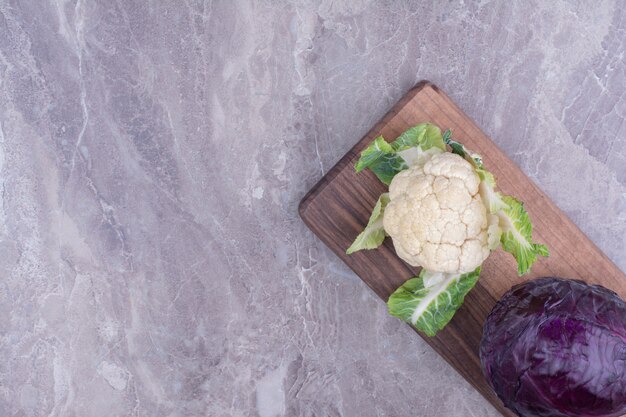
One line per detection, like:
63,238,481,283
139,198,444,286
0,1,624,416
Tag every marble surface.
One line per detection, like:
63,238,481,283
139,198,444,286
0,1,624,416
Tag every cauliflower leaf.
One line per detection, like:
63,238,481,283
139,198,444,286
443,130,484,168
346,193,390,254
477,168,509,214
354,136,408,185
387,267,481,336
392,123,446,152
497,195,549,275
393,123,446,169
473,158,547,270
396,146,443,169
355,123,446,185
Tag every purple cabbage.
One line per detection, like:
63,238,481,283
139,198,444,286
480,277,626,417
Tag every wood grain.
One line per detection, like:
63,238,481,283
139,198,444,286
298,81,626,417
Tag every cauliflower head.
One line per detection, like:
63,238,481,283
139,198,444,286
382,152,490,273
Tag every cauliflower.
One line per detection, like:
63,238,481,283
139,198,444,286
383,152,490,273
347,123,548,337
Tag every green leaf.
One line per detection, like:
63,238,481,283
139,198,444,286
447,139,468,159
477,168,509,214
387,267,481,337
497,195,549,275
443,134,483,168
396,146,443,169
355,136,408,185
355,136,395,172
354,124,446,185
391,123,446,152
346,193,390,254
368,153,409,185
442,129,452,143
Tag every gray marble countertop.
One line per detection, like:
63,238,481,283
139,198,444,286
1,1,624,416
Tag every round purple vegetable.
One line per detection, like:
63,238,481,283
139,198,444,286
480,277,626,417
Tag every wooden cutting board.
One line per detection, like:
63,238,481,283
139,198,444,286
298,81,626,417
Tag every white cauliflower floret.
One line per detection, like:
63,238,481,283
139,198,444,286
383,152,490,273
